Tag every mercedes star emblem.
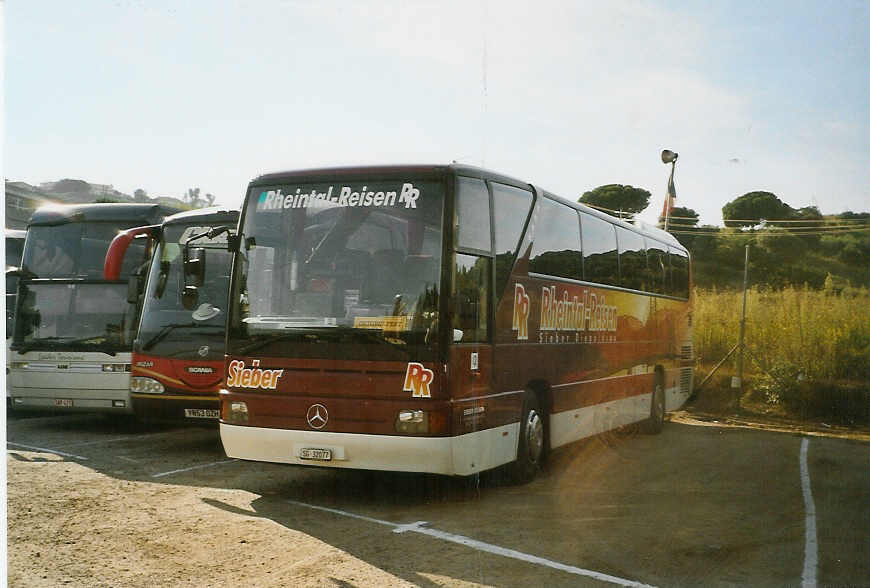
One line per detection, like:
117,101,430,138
306,404,328,429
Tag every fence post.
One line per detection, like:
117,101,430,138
736,244,750,409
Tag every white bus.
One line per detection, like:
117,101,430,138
8,203,177,414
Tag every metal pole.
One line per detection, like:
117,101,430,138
664,161,675,231
736,244,749,408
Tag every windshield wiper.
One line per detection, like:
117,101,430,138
140,322,224,351
234,328,317,356
234,324,409,356
139,322,191,351
14,336,116,355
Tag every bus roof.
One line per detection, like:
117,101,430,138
250,163,527,187
28,203,182,227
161,206,239,226
249,164,686,252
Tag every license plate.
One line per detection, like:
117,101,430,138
55,399,73,407
184,408,219,419
299,448,332,461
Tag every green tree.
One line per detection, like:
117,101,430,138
579,184,651,217
791,205,824,245
722,191,793,227
667,206,701,249
757,226,807,256
184,187,202,208
133,188,149,202
183,188,216,209
666,206,699,226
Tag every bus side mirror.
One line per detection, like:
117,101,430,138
183,247,206,288
127,275,140,305
181,286,199,310
181,247,206,310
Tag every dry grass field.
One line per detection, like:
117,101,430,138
692,286,870,424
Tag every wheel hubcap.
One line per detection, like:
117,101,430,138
654,384,664,421
526,409,544,464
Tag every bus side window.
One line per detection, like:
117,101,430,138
580,213,618,286
616,227,645,291
455,177,491,253
453,253,490,343
645,240,668,295
528,198,583,282
670,247,690,298
491,182,533,299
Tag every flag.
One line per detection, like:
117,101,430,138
659,164,677,228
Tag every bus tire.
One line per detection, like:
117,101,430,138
643,373,665,434
510,391,545,484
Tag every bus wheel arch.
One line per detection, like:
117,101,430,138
510,385,549,484
643,367,666,434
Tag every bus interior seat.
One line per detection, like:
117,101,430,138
402,254,436,293
334,249,371,282
360,249,404,304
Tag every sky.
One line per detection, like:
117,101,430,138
4,0,869,226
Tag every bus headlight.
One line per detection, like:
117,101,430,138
224,400,248,424
130,377,164,394
103,363,131,372
395,410,429,434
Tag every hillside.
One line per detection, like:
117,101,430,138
672,215,870,291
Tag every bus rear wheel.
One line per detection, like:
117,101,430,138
510,392,545,484
643,375,665,434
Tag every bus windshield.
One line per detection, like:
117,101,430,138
229,179,443,359
14,221,150,352
22,223,146,279
136,223,233,359
15,282,135,352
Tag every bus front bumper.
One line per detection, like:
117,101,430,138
132,394,220,423
9,389,133,414
220,422,520,477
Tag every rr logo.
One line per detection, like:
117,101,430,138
512,283,530,340
403,362,434,398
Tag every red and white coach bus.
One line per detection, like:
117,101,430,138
208,165,693,482
104,207,239,422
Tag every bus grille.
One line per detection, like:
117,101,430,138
680,368,693,395
680,344,693,360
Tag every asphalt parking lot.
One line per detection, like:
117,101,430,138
6,411,870,587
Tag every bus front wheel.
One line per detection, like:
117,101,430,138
643,374,665,434
510,392,545,484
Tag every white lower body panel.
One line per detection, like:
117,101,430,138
8,356,133,414
549,385,686,449
221,422,521,477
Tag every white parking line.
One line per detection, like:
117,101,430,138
58,428,210,449
60,435,156,449
800,438,818,588
6,442,89,461
287,499,656,588
151,458,238,479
